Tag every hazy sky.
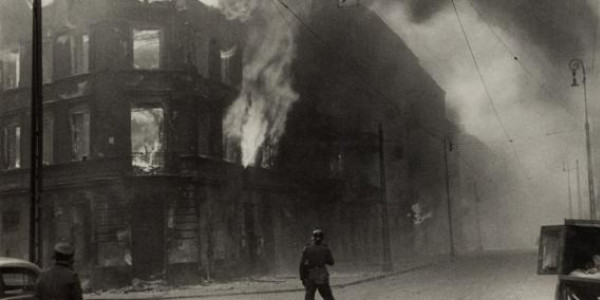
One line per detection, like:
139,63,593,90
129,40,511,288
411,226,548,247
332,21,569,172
369,0,598,248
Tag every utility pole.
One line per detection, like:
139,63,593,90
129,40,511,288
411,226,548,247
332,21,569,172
473,182,482,251
564,160,573,219
378,124,393,272
569,58,595,219
443,135,455,257
577,160,583,219
30,0,43,265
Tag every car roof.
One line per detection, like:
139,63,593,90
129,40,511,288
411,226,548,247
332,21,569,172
0,257,41,273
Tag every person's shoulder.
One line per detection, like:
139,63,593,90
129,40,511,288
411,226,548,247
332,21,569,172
316,243,330,250
47,264,78,276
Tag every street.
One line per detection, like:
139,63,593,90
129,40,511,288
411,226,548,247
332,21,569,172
206,252,556,300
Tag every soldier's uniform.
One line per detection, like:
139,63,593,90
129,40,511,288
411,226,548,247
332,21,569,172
35,243,83,300
299,230,335,300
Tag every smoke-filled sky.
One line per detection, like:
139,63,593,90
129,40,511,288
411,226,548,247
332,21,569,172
368,0,599,248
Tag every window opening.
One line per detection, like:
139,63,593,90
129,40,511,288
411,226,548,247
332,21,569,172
0,49,20,90
133,29,161,70
70,105,90,161
131,106,164,172
2,118,21,170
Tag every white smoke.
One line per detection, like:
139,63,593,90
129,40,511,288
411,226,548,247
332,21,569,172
214,0,300,167
369,0,587,250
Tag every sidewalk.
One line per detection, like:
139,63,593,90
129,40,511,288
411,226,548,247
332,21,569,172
85,256,448,300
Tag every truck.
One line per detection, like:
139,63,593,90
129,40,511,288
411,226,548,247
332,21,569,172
538,219,600,300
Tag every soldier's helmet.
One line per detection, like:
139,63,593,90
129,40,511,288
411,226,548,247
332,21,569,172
53,242,75,262
312,229,324,242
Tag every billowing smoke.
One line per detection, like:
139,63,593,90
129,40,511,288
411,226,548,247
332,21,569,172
206,0,300,167
375,0,595,64
369,0,598,250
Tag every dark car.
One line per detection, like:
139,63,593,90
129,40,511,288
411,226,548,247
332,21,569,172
0,258,40,300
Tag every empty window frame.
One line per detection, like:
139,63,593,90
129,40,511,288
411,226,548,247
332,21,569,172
2,118,21,170
222,137,240,164
54,32,89,78
131,106,164,171
43,112,55,165
71,33,90,75
260,141,276,169
0,49,20,90
133,29,161,70
69,105,90,161
220,46,237,85
43,39,53,84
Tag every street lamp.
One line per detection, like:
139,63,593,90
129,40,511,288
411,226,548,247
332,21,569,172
569,58,595,220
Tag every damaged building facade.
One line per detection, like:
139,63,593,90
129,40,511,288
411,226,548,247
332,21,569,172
0,0,458,289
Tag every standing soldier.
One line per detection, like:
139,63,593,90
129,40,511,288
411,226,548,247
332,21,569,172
299,229,335,300
35,242,83,300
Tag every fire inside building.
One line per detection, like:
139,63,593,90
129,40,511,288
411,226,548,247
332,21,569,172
0,0,495,290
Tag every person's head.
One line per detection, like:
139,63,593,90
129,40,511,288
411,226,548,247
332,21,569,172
53,242,75,264
312,229,324,244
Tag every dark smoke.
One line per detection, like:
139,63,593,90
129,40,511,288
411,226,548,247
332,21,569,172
369,0,596,250
377,0,596,64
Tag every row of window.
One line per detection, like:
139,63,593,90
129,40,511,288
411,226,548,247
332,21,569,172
0,104,169,171
1,106,90,170
0,27,239,91
0,105,170,171
0,105,277,171
0,33,90,91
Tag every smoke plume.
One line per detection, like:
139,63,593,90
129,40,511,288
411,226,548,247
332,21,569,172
209,0,300,167
369,0,598,250
375,0,595,64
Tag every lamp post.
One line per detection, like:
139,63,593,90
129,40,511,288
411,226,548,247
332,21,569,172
569,58,595,220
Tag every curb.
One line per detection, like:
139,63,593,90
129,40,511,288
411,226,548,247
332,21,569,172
86,259,449,300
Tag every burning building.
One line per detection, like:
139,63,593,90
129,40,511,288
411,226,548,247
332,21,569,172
0,0,459,289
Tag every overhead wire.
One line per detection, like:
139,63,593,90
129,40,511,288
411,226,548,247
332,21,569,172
368,0,581,150
273,0,564,190
275,0,457,148
273,0,502,187
459,0,594,199
449,0,528,176
278,0,571,149
464,0,577,120
452,128,582,147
